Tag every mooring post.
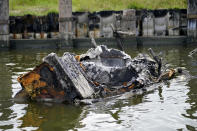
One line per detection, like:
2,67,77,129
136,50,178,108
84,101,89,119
187,0,197,39
59,0,73,41
0,0,9,48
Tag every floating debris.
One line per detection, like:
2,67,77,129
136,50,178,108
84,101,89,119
14,45,180,104
188,48,197,57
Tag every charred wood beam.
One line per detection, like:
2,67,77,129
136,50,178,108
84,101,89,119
90,36,97,48
188,48,197,57
148,48,162,76
43,53,95,99
111,24,135,51
111,24,124,51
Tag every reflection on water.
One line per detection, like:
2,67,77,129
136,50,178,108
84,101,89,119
0,45,197,131
19,103,83,131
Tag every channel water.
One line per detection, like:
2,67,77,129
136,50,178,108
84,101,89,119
0,45,196,131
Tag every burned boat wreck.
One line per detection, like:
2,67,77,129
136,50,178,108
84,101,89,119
15,45,179,104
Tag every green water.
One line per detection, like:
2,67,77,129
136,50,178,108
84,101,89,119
0,45,196,131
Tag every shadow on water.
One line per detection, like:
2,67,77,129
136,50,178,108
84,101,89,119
0,44,196,130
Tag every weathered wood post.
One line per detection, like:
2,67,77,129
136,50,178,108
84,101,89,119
0,0,9,48
187,0,197,39
59,0,73,41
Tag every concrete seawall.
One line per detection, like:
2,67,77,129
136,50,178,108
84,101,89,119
6,36,189,50
0,9,197,49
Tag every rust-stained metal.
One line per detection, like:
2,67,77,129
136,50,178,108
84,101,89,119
16,62,66,102
75,55,81,62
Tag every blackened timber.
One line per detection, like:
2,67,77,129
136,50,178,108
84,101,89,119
43,53,94,99
148,48,162,76
111,24,124,51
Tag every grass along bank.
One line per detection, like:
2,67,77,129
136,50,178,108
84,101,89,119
9,0,187,16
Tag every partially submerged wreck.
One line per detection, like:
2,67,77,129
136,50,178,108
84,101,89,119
15,45,179,104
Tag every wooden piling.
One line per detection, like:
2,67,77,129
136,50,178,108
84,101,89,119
187,0,197,38
59,0,73,40
121,9,136,36
168,10,180,36
142,11,154,36
0,0,9,48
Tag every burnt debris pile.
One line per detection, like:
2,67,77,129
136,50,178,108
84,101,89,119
15,45,178,104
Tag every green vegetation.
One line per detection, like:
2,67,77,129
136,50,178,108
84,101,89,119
9,0,187,16
9,0,58,16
